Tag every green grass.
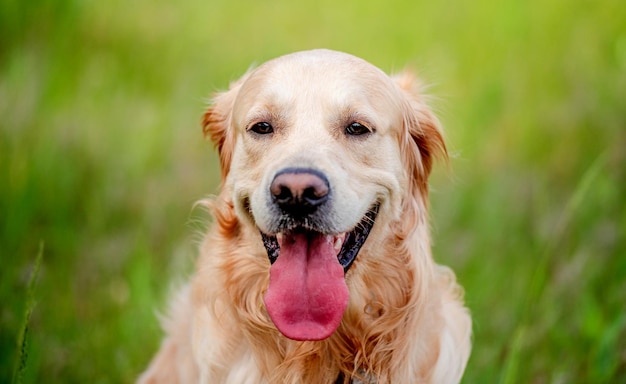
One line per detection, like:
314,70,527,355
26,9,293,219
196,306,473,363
1,0,625,382
11,242,42,384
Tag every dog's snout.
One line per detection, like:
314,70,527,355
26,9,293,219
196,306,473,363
270,168,329,216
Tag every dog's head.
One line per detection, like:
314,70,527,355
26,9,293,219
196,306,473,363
203,49,445,341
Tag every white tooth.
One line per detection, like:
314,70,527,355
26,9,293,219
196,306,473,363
333,235,344,252
276,233,283,245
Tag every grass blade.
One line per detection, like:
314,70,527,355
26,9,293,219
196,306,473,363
12,241,44,384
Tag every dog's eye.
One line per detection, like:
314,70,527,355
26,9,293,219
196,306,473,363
345,122,371,136
250,122,274,135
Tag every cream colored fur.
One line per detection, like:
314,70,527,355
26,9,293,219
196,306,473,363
138,49,471,384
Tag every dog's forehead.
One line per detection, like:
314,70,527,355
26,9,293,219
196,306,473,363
258,49,387,82
234,50,399,114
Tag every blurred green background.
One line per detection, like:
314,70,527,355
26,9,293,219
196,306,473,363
1,0,625,382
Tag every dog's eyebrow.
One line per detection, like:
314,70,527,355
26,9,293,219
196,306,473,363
244,105,290,130
335,108,377,131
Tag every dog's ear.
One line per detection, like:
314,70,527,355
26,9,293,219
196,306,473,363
202,74,249,181
394,70,447,201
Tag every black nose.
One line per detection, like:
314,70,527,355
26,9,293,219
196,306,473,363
270,168,330,216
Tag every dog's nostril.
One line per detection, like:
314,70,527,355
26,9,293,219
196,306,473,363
301,186,327,206
270,169,330,214
274,186,294,204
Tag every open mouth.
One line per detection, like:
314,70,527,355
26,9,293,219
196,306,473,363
260,203,379,341
260,203,380,273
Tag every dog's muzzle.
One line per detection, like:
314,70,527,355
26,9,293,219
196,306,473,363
259,167,380,341
260,167,379,272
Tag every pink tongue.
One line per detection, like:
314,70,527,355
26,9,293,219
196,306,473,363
263,232,349,341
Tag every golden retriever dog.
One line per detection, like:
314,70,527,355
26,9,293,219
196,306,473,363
139,49,471,384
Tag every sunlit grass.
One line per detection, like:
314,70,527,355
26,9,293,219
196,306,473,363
1,0,624,382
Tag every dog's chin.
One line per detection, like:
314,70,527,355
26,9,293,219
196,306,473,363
259,203,379,341
260,202,380,273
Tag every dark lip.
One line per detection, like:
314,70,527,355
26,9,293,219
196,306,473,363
260,203,380,273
